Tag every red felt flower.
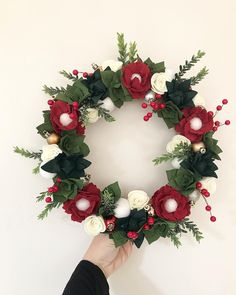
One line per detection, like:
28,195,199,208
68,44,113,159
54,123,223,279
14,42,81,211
50,100,85,135
151,185,190,221
122,62,151,99
175,107,214,142
62,183,101,222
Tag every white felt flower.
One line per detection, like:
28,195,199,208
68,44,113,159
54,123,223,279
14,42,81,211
193,94,206,107
151,69,173,95
87,108,100,123
101,60,123,72
41,144,62,163
114,198,131,218
166,135,191,153
83,215,106,236
188,177,217,202
128,190,149,210
98,97,116,112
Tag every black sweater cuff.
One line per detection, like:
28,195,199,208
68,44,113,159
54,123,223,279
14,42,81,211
62,260,109,295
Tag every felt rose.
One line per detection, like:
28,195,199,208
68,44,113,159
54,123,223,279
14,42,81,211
62,183,101,222
122,62,151,99
41,144,62,163
101,60,123,72
151,185,191,221
151,71,173,95
128,190,149,210
50,100,85,135
83,215,106,236
166,135,191,153
86,108,100,123
175,107,214,142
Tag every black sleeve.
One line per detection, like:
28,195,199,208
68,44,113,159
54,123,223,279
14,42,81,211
62,260,110,295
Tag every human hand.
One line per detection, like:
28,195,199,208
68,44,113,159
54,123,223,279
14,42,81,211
83,234,133,278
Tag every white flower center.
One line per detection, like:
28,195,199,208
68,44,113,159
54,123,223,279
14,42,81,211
164,198,178,213
76,198,90,211
59,113,73,126
190,117,203,131
131,73,142,82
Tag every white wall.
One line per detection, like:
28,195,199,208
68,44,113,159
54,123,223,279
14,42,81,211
1,0,236,294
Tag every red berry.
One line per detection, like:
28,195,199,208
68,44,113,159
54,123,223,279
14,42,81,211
45,197,52,203
155,93,162,99
69,113,76,119
196,182,202,189
159,103,166,109
214,121,220,127
72,101,79,109
48,187,54,193
222,99,228,105
83,72,88,78
47,99,54,106
212,127,218,132
141,102,148,109
143,224,150,230
127,231,138,240
143,115,149,121
110,216,116,223
205,205,211,211
52,185,59,193
153,103,159,110
56,177,62,183
147,216,155,225
216,105,222,111
210,216,216,222
147,112,152,118
225,120,230,125
72,69,79,76
201,189,210,197
208,111,214,117
150,102,156,108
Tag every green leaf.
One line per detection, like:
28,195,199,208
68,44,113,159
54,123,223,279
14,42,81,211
203,131,222,160
156,101,183,128
104,182,121,202
59,134,90,156
144,224,162,244
36,110,54,138
110,231,128,247
144,58,165,73
53,178,84,202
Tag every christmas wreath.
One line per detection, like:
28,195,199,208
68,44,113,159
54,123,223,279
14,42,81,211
14,33,230,248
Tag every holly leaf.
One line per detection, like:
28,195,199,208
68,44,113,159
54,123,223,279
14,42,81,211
144,58,165,73
133,233,145,248
103,182,121,203
36,110,54,138
156,101,183,128
110,231,128,247
53,178,84,202
203,131,222,160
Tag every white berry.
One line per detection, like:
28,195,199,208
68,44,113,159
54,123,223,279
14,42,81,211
164,198,178,213
76,198,90,211
190,117,203,131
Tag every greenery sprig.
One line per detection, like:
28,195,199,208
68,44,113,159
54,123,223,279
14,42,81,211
153,142,191,165
43,85,66,96
14,147,41,160
38,202,61,220
59,70,78,82
117,33,138,64
128,41,138,63
181,218,204,242
175,50,206,80
190,66,209,85
97,106,115,122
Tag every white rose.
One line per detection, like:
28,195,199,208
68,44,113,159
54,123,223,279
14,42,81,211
188,177,217,202
41,144,62,163
171,157,183,169
98,97,116,113
128,190,149,210
151,69,173,95
101,60,123,72
87,108,99,123
193,94,206,107
166,135,191,153
114,198,131,218
83,215,106,236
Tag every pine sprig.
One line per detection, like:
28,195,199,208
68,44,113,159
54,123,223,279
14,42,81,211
182,218,204,242
38,202,61,220
59,70,78,81
36,191,49,202
168,231,182,248
190,67,209,85
99,189,116,216
14,147,41,160
129,41,138,63
32,162,41,174
43,85,66,96
117,33,128,64
97,107,115,122
153,142,191,165
175,50,206,80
